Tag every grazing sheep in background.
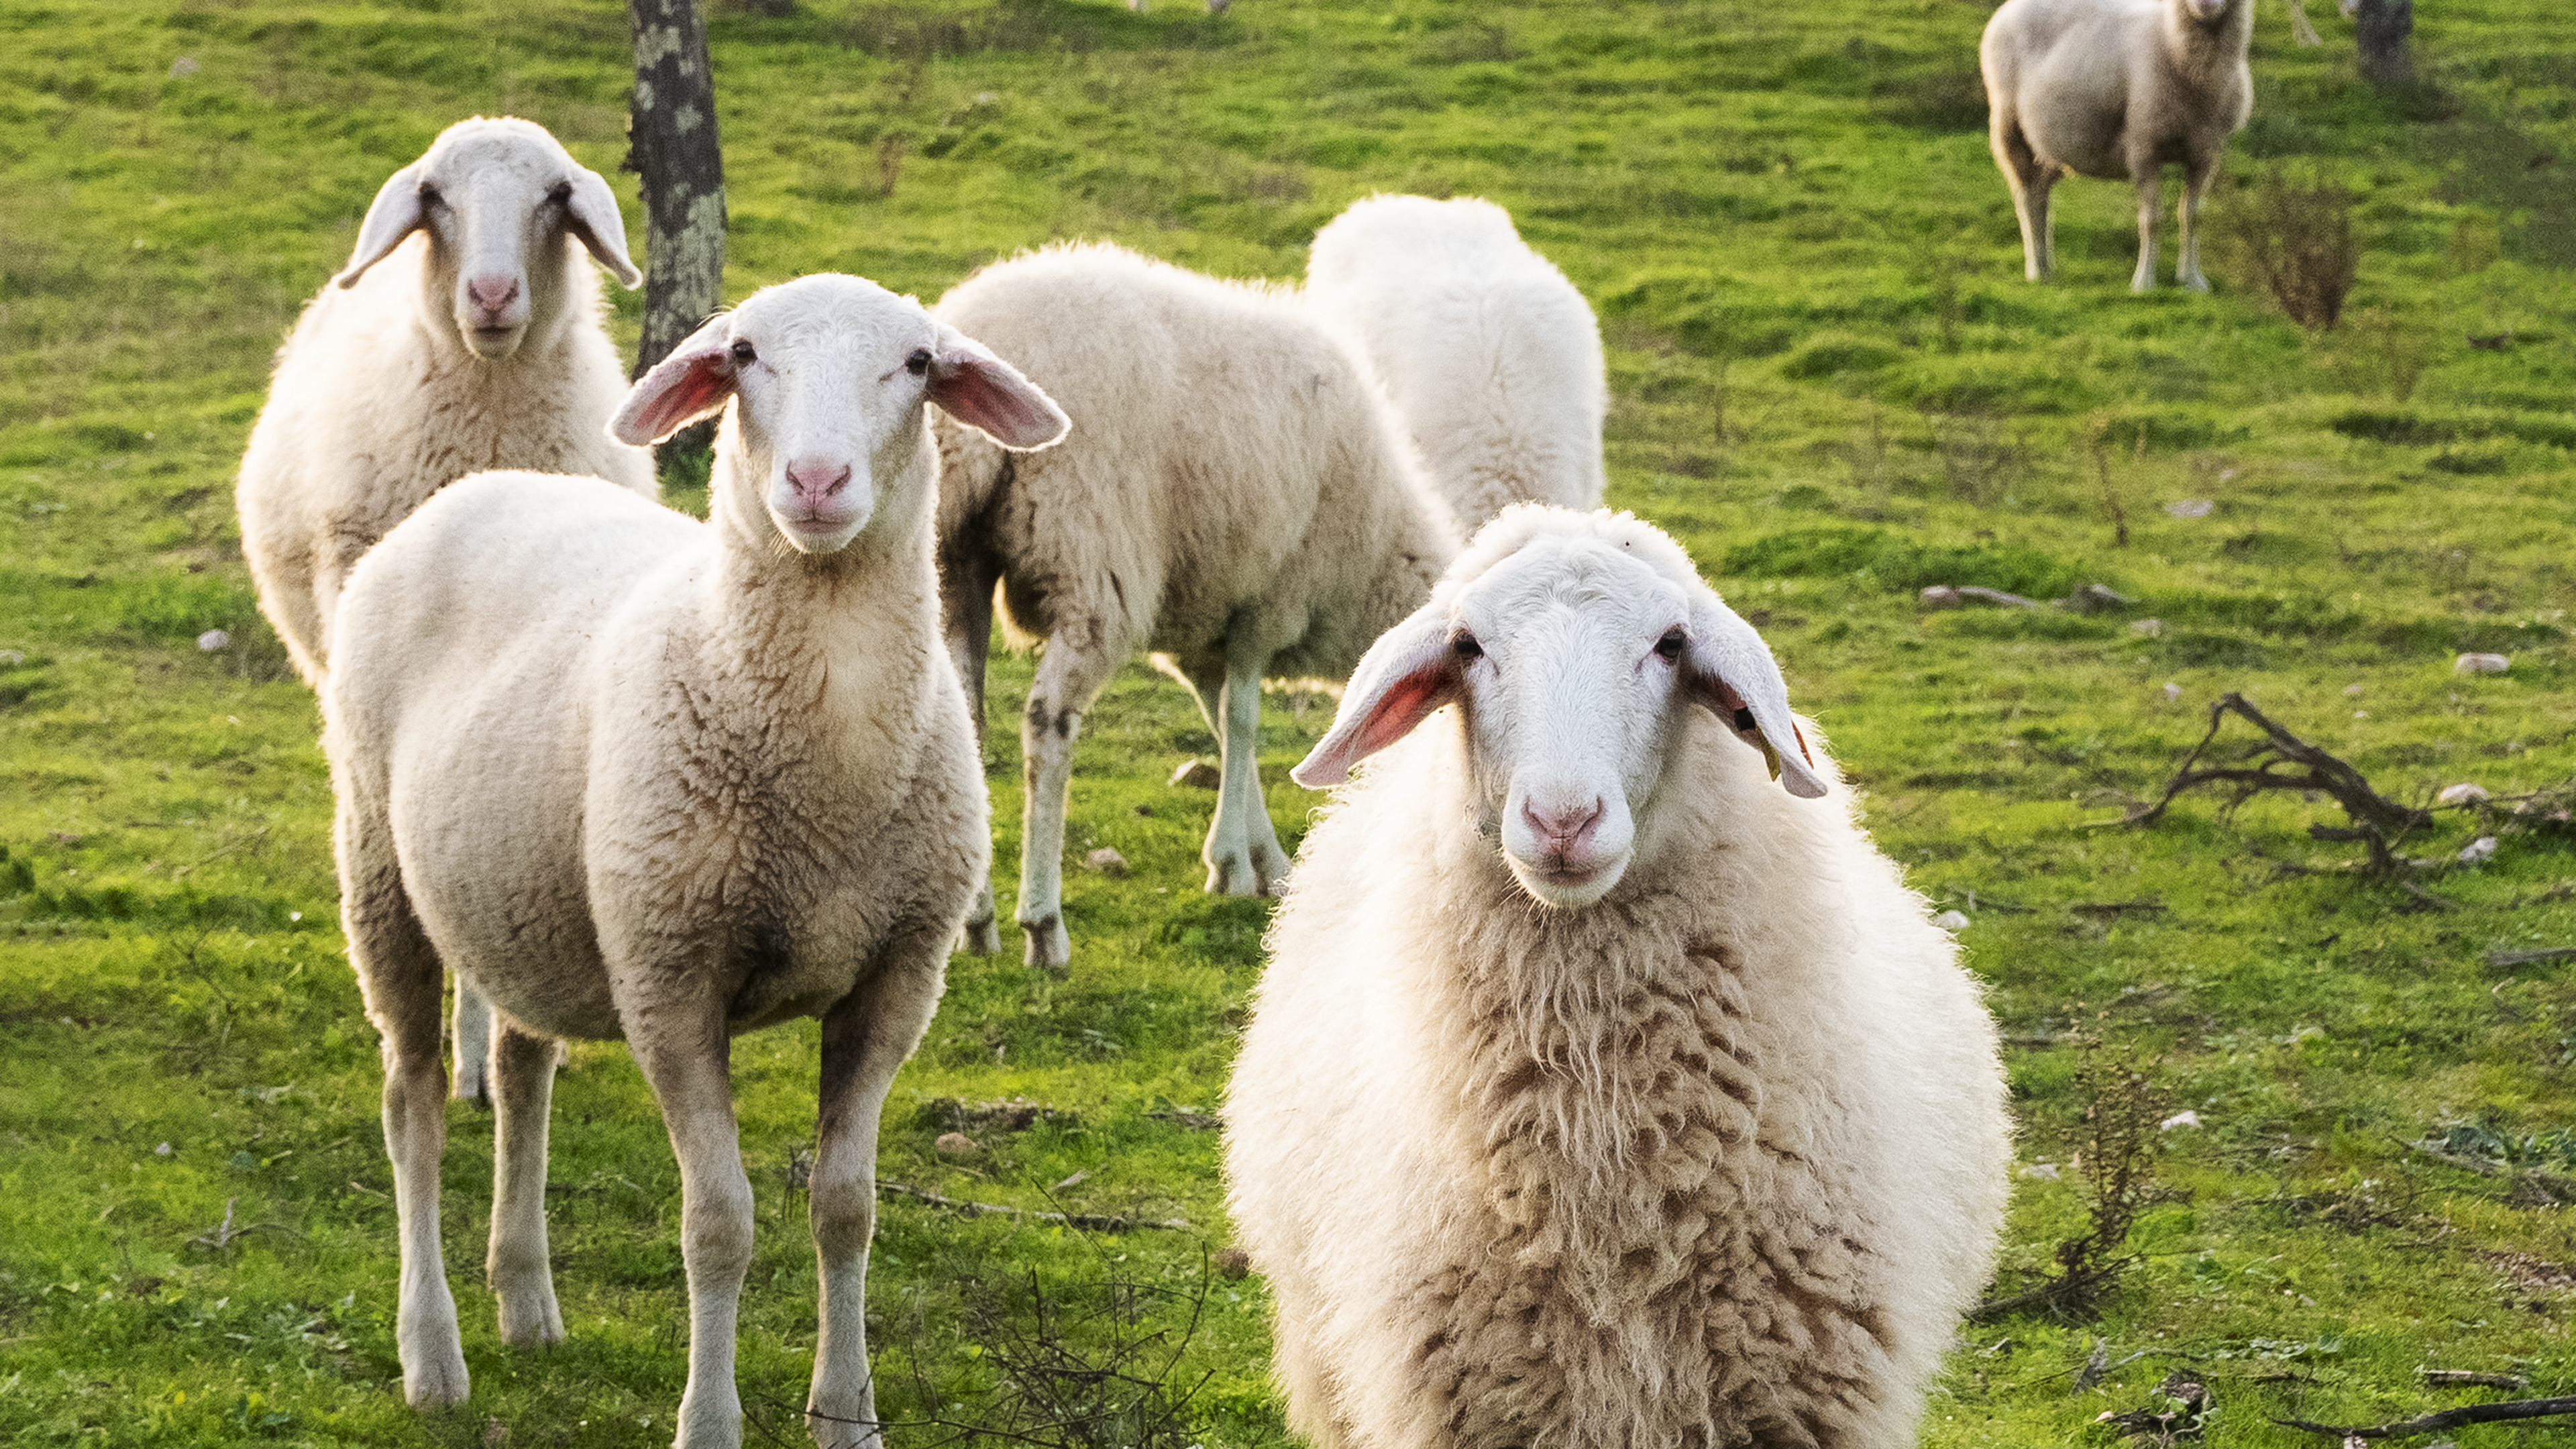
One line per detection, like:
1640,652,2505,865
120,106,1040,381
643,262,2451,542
1980,0,2254,292
1226,507,2011,1449
323,273,1066,1446
932,241,1458,970
1305,194,1607,529
233,115,652,1105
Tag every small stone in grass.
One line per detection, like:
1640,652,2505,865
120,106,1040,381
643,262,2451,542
197,629,230,652
1918,586,1963,611
2437,782,2491,806
2459,836,2498,865
2131,618,2163,637
1213,1247,1254,1281
0,649,22,666
1931,910,1970,930
2019,1161,2061,1181
2159,1110,2202,1131
1085,847,1129,877
934,1132,979,1158
2165,498,2214,519
2456,653,2510,675
2161,682,2182,702
1170,758,1222,790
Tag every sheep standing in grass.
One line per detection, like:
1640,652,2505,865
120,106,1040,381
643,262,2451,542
235,116,651,1104
1981,0,2253,292
1305,195,1607,529
932,242,1458,970
324,273,1067,1446
1226,507,2010,1449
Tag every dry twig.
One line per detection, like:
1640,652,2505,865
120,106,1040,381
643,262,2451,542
2127,693,2429,873
876,1180,1192,1234
2275,1395,2576,1440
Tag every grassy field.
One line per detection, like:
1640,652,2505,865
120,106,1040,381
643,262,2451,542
6,0,2576,1443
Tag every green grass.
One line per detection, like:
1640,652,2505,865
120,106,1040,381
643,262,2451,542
6,0,2576,1443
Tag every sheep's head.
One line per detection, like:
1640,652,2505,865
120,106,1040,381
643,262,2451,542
609,274,1068,556
1293,506,1825,909
333,117,641,360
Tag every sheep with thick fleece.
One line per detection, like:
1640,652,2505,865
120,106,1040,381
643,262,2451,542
932,241,1458,969
323,273,1067,1448
1226,507,2010,1449
1305,195,1607,528
1982,0,2254,292
238,115,653,684
236,117,652,1104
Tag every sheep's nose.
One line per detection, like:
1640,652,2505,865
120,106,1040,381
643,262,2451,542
1521,797,1605,855
466,276,520,314
786,461,852,506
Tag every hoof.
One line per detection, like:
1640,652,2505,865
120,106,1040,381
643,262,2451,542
1205,854,1265,898
450,1077,490,1110
1020,916,1070,972
958,915,1000,956
402,1349,470,1407
496,1285,564,1348
2181,273,2212,294
806,1401,883,1449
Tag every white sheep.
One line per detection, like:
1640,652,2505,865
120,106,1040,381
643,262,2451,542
1225,506,2011,1449
233,115,653,1105
1981,0,2254,292
932,241,1458,969
1305,194,1607,528
323,273,1067,1448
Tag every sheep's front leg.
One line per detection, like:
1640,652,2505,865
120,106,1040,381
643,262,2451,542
629,1003,755,1448
1201,637,1289,898
806,940,947,1448
451,977,494,1105
2131,167,2163,294
939,538,1004,957
2177,154,2219,293
487,1016,565,1348
340,817,468,1406
1017,631,1113,971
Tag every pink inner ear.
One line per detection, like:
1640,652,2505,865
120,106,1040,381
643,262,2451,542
1293,666,1454,787
621,352,733,444
930,356,1061,449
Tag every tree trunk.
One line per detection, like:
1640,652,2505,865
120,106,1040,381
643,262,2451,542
2351,0,2414,87
625,0,726,379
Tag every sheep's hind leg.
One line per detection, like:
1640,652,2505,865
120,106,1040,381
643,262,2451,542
1991,114,2051,282
1200,636,1289,897
339,806,468,1407
450,977,493,1106
2131,168,2162,294
486,1014,565,1348
1018,631,1115,971
626,989,754,1448
806,932,947,1448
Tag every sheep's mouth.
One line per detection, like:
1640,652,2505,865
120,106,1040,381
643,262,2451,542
465,323,526,356
1504,849,1629,909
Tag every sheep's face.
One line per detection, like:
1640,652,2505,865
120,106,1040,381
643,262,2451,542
333,117,641,360
608,275,1068,557
1294,509,1827,910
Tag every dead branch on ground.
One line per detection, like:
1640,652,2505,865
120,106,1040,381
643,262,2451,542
2275,1395,2576,1441
2127,693,2430,873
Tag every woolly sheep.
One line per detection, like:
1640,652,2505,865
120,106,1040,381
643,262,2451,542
1305,195,1607,528
323,273,1067,1448
233,116,653,1105
1225,507,2011,1449
1981,0,2254,292
932,241,1458,969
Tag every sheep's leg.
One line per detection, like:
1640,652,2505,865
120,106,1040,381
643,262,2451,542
1018,631,1114,971
486,1015,565,1348
629,1001,754,1449
939,546,1004,957
339,806,468,1407
1991,113,2051,282
2131,168,2162,294
2177,154,2219,293
1201,637,1289,897
805,937,946,1448
450,977,493,1106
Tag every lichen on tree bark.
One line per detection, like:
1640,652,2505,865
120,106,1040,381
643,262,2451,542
625,0,727,380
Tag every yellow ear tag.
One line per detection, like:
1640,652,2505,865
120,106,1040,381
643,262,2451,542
1754,733,1783,781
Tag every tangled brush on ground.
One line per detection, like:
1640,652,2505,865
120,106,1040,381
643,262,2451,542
2211,167,2360,331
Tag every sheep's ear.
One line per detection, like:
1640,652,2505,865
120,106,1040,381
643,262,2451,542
610,314,737,446
926,324,1070,452
335,164,428,288
1291,604,1459,789
563,164,643,289
1682,594,1829,800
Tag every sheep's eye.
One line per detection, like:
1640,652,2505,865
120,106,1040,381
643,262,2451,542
1654,627,1686,661
906,348,932,377
729,339,757,366
1450,633,1483,661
